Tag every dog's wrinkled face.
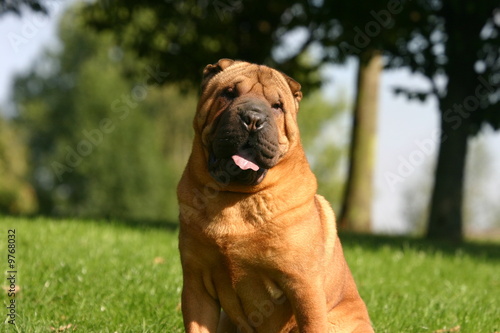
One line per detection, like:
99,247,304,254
196,59,302,186
209,95,281,185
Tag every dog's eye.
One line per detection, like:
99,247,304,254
221,87,238,100
272,102,283,112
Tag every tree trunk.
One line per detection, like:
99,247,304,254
426,109,469,242
339,49,382,232
426,75,474,242
426,3,478,242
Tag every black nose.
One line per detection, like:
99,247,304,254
240,110,266,133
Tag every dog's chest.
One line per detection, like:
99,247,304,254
203,192,281,237
210,236,293,328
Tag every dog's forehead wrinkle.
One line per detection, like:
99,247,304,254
221,61,251,79
247,76,279,105
247,81,261,96
275,77,291,102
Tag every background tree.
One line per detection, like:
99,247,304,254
402,135,499,237
297,2,429,232
290,0,500,238
13,5,193,221
391,1,500,241
338,49,382,232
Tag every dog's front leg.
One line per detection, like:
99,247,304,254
286,278,328,333
181,277,220,333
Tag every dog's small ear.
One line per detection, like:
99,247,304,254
283,74,303,103
202,58,235,87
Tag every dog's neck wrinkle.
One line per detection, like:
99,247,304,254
200,184,317,239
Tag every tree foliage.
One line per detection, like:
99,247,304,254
0,0,47,16
13,5,194,221
390,1,500,132
82,0,321,92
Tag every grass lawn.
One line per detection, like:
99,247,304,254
1,216,499,332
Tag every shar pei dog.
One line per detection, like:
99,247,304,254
177,59,374,333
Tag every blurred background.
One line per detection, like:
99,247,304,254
1,0,499,241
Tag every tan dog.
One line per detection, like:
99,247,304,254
177,59,373,333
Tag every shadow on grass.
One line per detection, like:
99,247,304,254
10,214,499,262
110,217,179,231
113,221,499,263
339,232,500,263
18,214,180,232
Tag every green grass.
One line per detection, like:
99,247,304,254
1,217,499,332
340,234,500,333
2,217,183,333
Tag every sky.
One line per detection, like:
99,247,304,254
1,3,499,234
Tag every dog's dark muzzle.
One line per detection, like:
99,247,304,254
208,98,280,186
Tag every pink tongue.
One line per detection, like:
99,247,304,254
232,155,260,171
